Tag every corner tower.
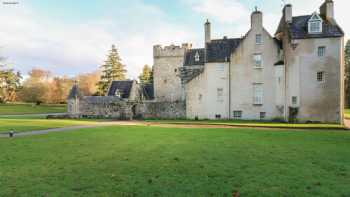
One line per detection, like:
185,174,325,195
153,43,191,102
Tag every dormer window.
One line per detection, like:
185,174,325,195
308,13,323,34
195,51,200,62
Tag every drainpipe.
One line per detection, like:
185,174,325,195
228,60,231,119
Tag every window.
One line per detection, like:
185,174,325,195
253,84,263,105
256,34,262,45
195,51,200,62
233,111,242,119
215,114,222,119
174,68,178,72
254,54,262,68
217,88,223,101
318,46,326,57
260,112,266,120
164,79,167,84
317,71,325,82
292,96,298,105
308,13,322,34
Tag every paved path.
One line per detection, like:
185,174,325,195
344,119,350,129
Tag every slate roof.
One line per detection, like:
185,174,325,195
206,38,242,62
276,15,344,39
184,48,205,66
141,84,154,100
107,80,134,98
68,84,83,99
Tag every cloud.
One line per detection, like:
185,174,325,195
186,0,250,24
0,1,198,79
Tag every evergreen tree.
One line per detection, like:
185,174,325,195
97,45,127,95
345,40,350,107
139,64,153,84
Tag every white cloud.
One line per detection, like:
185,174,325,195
186,0,250,24
0,1,198,79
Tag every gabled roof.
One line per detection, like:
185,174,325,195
141,84,154,100
276,14,343,39
184,48,205,66
68,84,83,99
107,80,134,98
206,38,241,62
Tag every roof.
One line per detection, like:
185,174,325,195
276,15,344,39
107,80,134,98
141,84,154,100
184,48,205,66
206,38,241,62
68,84,83,99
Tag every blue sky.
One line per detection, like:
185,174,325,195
0,0,348,78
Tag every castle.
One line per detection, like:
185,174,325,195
68,0,344,123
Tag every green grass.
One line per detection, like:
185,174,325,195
0,126,349,196
0,103,66,115
0,118,97,133
146,119,345,129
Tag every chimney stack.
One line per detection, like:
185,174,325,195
320,0,334,20
251,7,263,29
204,19,211,44
283,4,293,24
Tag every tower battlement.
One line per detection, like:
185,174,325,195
153,43,192,58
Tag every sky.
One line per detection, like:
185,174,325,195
0,0,349,79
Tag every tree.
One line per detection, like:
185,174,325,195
138,64,153,84
78,71,100,96
0,58,22,103
18,68,50,104
97,45,127,95
345,40,350,107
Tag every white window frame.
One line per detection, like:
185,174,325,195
318,46,326,57
253,83,263,105
217,88,224,102
195,51,200,62
253,54,263,68
308,13,323,34
256,34,263,45
292,96,298,106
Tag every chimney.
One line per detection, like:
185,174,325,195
283,4,292,24
320,0,334,20
251,7,263,29
204,19,211,44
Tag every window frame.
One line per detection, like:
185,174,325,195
256,34,263,45
253,53,263,69
253,83,263,105
318,46,326,57
292,96,298,105
317,71,325,83
308,13,323,34
233,111,242,119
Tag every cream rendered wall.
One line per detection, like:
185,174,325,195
230,28,280,120
185,62,230,119
283,37,343,123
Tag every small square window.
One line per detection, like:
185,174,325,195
260,112,266,120
254,54,262,68
292,96,298,105
233,111,242,119
256,34,262,45
317,71,325,82
318,46,325,57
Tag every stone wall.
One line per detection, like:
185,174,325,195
68,96,185,120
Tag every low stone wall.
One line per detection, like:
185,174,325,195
68,96,186,120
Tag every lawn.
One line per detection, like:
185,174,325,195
0,126,349,196
0,118,97,134
0,103,67,115
345,109,350,119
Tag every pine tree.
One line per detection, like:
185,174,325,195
97,45,127,95
139,64,153,84
345,40,350,107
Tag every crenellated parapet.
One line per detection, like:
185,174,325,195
153,43,192,58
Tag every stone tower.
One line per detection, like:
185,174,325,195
153,43,191,102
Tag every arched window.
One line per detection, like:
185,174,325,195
195,51,200,62
308,12,322,34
